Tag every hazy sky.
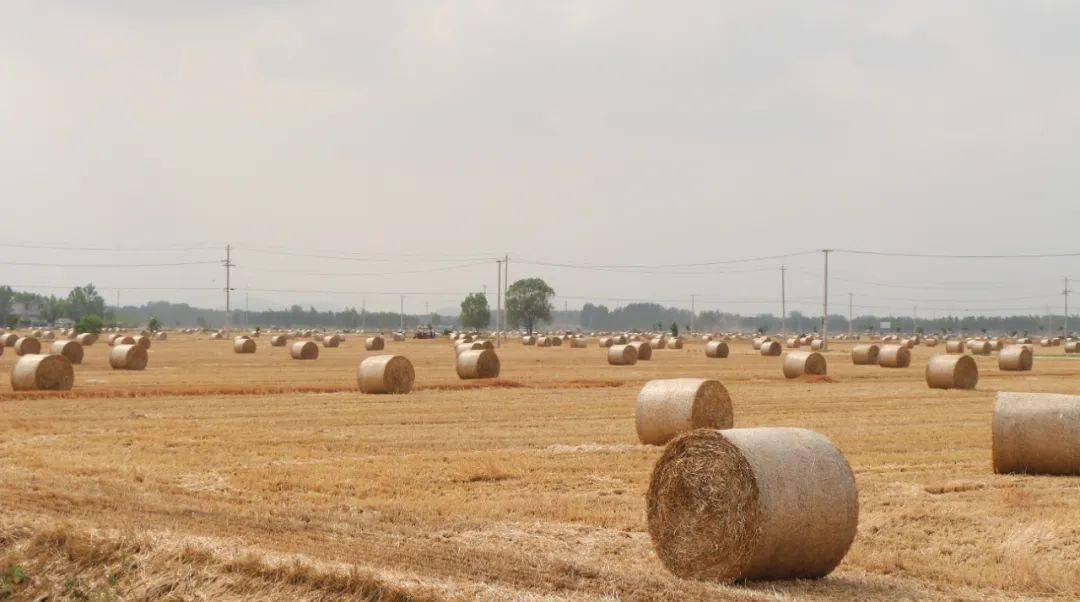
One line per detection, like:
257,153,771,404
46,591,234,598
3,1,1079,318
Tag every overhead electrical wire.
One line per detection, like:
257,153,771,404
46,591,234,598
0,260,220,268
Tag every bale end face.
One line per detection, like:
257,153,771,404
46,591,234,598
358,355,415,394
13,337,42,356
629,341,652,361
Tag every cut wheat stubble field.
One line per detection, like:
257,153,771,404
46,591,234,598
0,335,1078,600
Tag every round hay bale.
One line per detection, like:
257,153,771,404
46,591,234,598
1064,341,1080,354
11,354,75,391
290,341,319,360
323,335,340,348
522,335,536,346
705,341,729,358
925,354,978,389
392,332,406,342
924,338,938,347
646,427,858,582
233,337,257,354
968,340,992,355
751,337,768,350
668,338,684,350
50,340,84,365
608,344,638,366
651,337,667,350
569,337,587,349
536,336,551,348
154,332,168,341
109,344,148,370
30,329,43,338
365,335,386,351
113,335,136,346
0,333,19,347
900,338,915,349
851,344,879,365
785,337,801,349
614,335,628,345
629,341,652,361
782,351,826,379
877,345,911,368
598,336,613,348
759,341,781,357
41,330,55,340
945,340,965,354
993,392,1080,475
549,336,563,347
636,379,734,445
358,354,415,394
133,335,151,349
455,341,484,355
13,337,41,356
456,349,500,379
270,335,287,347
998,345,1033,371
809,339,823,351
209,331,223,340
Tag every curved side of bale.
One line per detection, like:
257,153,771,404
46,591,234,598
945,340,965,354
646,427,858,582
993,392,1080,475
365,336,385,351
109,344,148,370
13,337,42,356
456,349,500,379
608,344,638,366
233,337,257,354
290,341,319,360
11,354,74,391
50,340,84,365
358,354,415,394
759,341,782,357
782,351,826,379
270,335,287,347
878,345,911,368
851,344,879,365
598,337,613,348
629,341,652,360
635,379,734,445
925,354,978,390
705,341,729,358
999,345,1033,371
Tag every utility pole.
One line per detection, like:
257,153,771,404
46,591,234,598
822,250,831,350
690,294,696,335
222,244,235,332
503,255,509,340
1064,277,1071,336
496,259,502,347
848,293,853,337
400,296,405,333
780,265,787,335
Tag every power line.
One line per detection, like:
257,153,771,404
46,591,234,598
241,259,493,277
515,250,817,270
835,248,1080,259
0,260,220,268
0,242,222,252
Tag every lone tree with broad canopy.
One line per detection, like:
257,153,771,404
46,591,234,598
459,293,491,331
507,278,554,334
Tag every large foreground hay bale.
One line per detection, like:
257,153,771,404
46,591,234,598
782,351,826,379
233,337,257,353
993,392,1080,475
851,344,879,365
358,355,415,394
109,344,148,370
925,354,978,389
11,354,74,391
13,337,41,356
456,349,500,379
270,335,287,347
998,345,1033,371
705,341,729,358
608,344,638,366
646,428,858,582
630,341,652,360
759,341,781,357
877,345,910,368
290,341,319,360
945,340,965,354
365,335,385,351
50,340,84,365
636,379,734,445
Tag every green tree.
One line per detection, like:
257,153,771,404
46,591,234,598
459,293,491,330
0,285,13,325
5,314,18,329
75,314,104,335
42,295,68,324
147,317,161,332
506,278,554,334
670,322,679,337
65,284,106,322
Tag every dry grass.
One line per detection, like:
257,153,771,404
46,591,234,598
0,336,1078,599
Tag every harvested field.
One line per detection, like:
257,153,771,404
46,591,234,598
1,335,1079,600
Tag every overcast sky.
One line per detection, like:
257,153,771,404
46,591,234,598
3,1,1079,318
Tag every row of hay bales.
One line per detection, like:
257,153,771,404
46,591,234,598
7,341,149,391
633,376,1079,582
